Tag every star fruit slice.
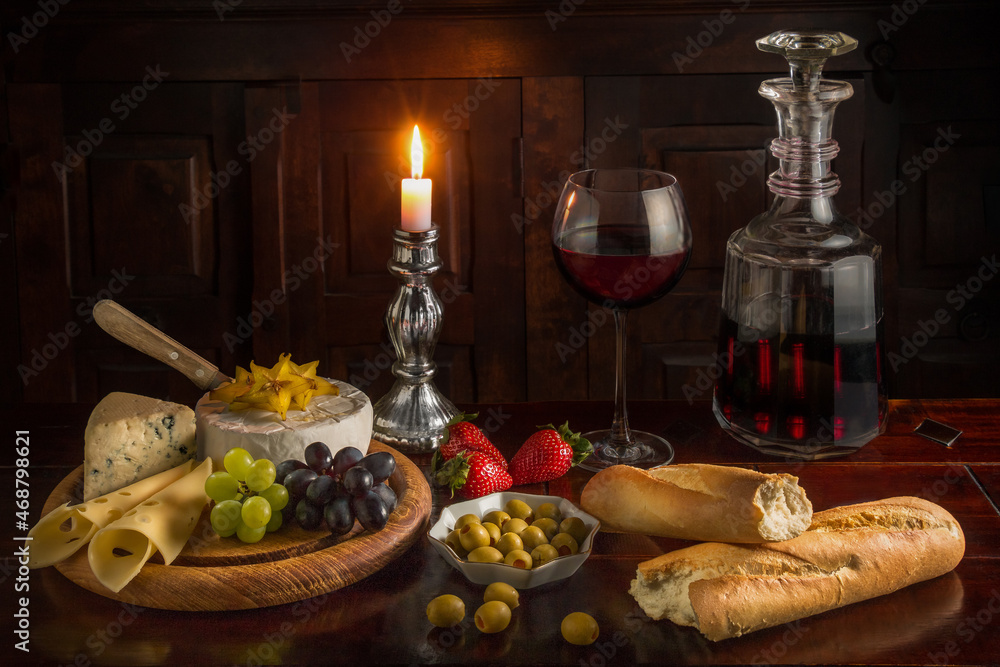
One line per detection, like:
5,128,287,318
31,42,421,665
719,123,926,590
285,357,339,411
230,356,303,419
208,365,254,403
214,354,339,420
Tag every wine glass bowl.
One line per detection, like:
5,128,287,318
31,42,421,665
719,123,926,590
552,169,692,470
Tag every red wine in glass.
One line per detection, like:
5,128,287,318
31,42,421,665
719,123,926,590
554,226,691,309
551,169,693,470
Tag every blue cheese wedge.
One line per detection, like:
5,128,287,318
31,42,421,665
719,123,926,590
84,392,197,501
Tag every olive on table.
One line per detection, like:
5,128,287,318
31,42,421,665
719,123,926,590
475,600,512,633
561,612,599,645
427,594,466,628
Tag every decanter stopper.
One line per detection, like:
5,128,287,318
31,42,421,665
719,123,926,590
756,30,857,93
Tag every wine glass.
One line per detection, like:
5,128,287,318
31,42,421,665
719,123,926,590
552,169,692,470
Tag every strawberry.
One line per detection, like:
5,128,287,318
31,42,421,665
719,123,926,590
509,422,592,485
432,412,507,472
434,450,512,499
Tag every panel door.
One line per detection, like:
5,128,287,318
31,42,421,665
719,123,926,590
892,69,1000,397
10,82,251,405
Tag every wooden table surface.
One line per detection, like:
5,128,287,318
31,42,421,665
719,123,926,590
2,398,999,666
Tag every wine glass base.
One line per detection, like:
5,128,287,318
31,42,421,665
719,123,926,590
578,430,675,472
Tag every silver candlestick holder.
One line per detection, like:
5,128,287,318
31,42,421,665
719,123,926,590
372,225,458,453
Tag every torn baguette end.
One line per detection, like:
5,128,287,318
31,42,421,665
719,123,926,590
754,474,814,542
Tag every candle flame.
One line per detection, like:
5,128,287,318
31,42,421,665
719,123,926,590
410,125,424,180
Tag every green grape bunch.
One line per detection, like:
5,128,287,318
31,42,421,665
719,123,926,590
205,447,289,544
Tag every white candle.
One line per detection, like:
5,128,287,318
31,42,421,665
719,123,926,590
401,125,432,232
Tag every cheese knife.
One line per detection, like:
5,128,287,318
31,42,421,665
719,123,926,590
92,299,234,390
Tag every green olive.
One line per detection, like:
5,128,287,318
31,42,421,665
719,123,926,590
519,525,548,552
445,529,468,557
459,523,491,551
550,532,579,556
454,513,481,530
559,516,590,544
482,510,510,528
481,521,501,546
426,594,465,628
501,517,529,536
531,543,559,567
532,517,559,541
467,546,504,563
535,502,563,523
503,549,533,569
561,612,599,645
504,499,534,524
483,582,519,610
475,600,512,633
495,532,523,556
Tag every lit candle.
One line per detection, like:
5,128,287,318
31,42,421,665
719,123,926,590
401,125,432,232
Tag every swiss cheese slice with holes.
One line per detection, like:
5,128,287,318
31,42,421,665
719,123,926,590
88,458,212,593
27,459,196,569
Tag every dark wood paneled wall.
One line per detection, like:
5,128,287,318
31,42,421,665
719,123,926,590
3,0,998,404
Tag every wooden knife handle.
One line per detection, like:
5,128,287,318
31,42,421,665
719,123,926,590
92,300,232,390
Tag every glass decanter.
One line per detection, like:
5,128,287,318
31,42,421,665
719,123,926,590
712,30,887,460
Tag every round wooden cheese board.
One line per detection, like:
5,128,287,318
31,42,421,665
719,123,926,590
41,440,431,611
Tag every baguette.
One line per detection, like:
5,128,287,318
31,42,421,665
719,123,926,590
629,496,965,641
580,463,812,543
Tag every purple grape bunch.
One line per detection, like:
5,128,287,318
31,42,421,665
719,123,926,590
277,442,398,535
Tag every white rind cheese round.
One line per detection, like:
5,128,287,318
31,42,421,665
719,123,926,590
196,380,373,467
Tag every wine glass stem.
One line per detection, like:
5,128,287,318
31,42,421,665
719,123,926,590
610,308,634,449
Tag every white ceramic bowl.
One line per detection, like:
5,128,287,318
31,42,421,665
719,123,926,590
428,492,600,589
